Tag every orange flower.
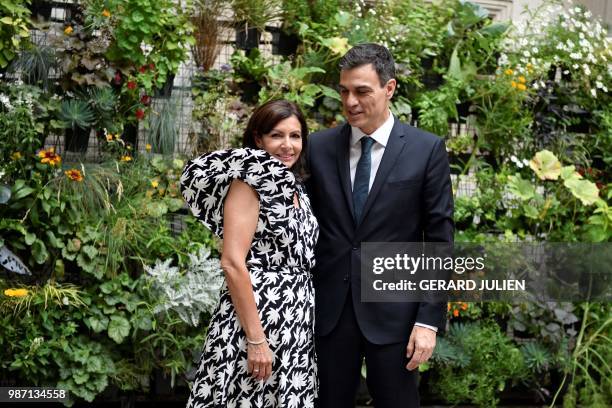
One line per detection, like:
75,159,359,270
460,303,468,310
120,155,132,162
102,9,111,17
38,148,62,166
106,133,114,142
511,81,517,88
453,309,459,317
518,75,526,83
65,169,84,182
64,26,73,35
504,68,513,76
517,83,527,91
4,288,29,297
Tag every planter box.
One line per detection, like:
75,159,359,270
122,123,139,149
64,127,91,153
235,26,261,51
155,73,175,99
29,0,53,21
270,28,299,56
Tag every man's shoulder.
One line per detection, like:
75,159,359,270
396,119,443,148
309,122,347,143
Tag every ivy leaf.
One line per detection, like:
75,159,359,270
108,315,130,344
87,315,109,333
564,178,599,206
529,150,561,180
73,371,90,385
32,240,49,264
145,201,168,217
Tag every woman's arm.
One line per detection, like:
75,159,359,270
221,179,273,381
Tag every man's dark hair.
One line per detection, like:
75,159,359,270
338,43,396,87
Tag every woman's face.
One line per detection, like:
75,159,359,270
255,115,303,168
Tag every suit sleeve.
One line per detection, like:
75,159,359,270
416,137,454,333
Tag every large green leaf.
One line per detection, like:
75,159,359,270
529,150,561,180
507,175,535,200
564,178,599,205
108,315,130,344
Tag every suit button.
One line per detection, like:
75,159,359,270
343,275,349,282
352,247,358,251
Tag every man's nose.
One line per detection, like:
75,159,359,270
345,92,358,107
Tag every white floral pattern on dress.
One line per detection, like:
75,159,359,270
180,148,319,408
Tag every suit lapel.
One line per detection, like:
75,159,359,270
335,123,355,221
358,119,407,225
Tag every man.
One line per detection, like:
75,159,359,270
307,43,453,407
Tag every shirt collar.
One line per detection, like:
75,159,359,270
350,111,394,147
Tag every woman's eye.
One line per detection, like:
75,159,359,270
291,133,302,139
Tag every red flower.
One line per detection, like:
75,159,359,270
114,71,122,85
149,63,155,70
135,108,145,120
139,65,147,73
140,95,151,106
127,81,137,90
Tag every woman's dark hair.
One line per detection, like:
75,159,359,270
243,99,309,180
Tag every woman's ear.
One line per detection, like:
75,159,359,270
254,134,263,148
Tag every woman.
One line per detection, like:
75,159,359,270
180,99,319,408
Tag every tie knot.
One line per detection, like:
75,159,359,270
361,136,375,152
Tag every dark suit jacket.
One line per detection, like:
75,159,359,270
306,117,454,345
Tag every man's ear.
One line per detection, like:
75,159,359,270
386,78,397,99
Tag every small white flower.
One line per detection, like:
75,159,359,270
591,88,597,97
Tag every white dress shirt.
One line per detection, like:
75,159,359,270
349,112,438,333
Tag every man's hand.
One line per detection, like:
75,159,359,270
405,325,436,371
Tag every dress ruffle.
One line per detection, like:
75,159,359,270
180,147,297,238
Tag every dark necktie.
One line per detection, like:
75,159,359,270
353,136,375,223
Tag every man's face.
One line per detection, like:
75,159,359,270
339,63,396,134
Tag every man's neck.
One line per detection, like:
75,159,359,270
358,110,391,135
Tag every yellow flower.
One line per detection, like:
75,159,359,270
517,83,527,91
102,9,111,18
11,152,22,160
511,81,517,88
504,68,513,75
127,145,132,150
151,180,159,188
64,26,73,35
120,155,132,162
65,169,84,182
38,148,62,166
518,75,526,83
145,144,152,152
526,63,533,72
4,288,29,297
106,133,114,142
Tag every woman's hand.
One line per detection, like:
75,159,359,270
247,340,273,381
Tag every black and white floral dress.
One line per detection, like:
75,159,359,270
180,147,319,408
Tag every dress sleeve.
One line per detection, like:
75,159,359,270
179,147,296,238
